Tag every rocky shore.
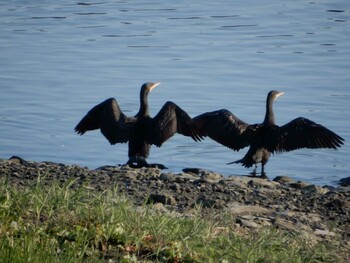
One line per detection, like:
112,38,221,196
1,156,349,251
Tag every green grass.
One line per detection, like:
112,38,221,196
0,176,345,263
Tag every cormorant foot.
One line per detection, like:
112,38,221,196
260,172,268,179
126,157,167,169
248,171,268,179
126,156,148,168
248,168,258,177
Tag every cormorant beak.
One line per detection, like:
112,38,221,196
150,82,161,92
276,91,284,98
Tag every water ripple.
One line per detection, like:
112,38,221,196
327,10,345,13
74,12,107,15
31,16,66,19
221,24,258,28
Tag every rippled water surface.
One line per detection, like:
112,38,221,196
1,0,349,185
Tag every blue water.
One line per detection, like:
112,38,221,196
1,0,349,186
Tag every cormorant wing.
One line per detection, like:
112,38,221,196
270,117,344,153
193,109,255,151
74,98,133,145
148,101,203,147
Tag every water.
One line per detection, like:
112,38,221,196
1,0,349,186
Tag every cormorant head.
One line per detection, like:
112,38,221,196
141,82,161,95
268,90,284,102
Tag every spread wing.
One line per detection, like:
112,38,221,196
269,117,344,153
148,101,203,147
74,98,133,144
193,109,258,151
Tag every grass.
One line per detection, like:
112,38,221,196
0,175,345,263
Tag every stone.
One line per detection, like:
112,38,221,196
289,181,311,189
274,218,296,231
169,183,182,194
226,202,273,216
302,185,330,195
9,156,26,165
325,198,350,209
273,175,296,184
314,229,336,238
237,218,259,229
200,172,224,183
195,197,218,208
247,177,280,189
159,173,176,182
182,168,209,175
147,193,177,206
339,176,350,187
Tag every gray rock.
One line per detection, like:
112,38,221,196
226,202,273,216
200,172,224,183
182,168,211,175
339,176,350,186
274,218,297,231
195,197,220,208
237,218,259,229
159,173,176,182
314,229,336,238
289,181,311,189
273,175,296,184
169,183,182,193
9,156,26,165
147,193,177,206
302,185,330,195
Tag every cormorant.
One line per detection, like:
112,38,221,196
75,82,203,168
193,90,344,176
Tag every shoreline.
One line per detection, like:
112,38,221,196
1,156,349,250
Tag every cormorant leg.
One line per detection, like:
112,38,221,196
260,164,267,178
250,165,257,176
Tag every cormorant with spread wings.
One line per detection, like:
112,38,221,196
193,90,344,176
75,82,203,168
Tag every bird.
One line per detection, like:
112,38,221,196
193,90,344,177
74,82,203,168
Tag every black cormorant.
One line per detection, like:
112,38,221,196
193,90,344,176
75,82,203,168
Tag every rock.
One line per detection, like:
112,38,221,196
194,197,218,208
274,218,296,231
237,218,259,229
200,172,224,183
273,176,296,184
159,173,176,182
9,156,27,165
169,183,182,193
247,178,280,189
301,184,330,195
339,176,350,186
289,181,311,189
227,176,279,189
226,202,273,216
182,168,209,175
96,165,120,171
325,198,350,209
147,193,177,206
314,229,336,238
